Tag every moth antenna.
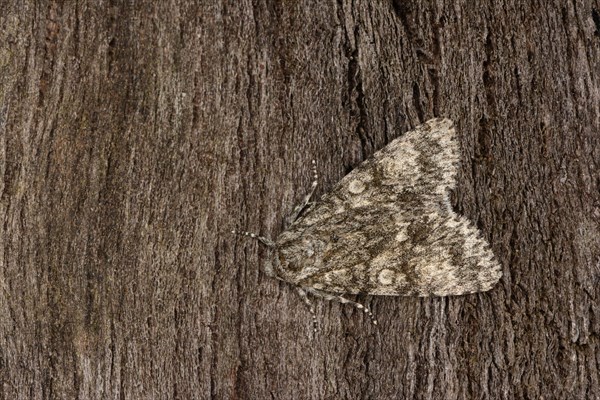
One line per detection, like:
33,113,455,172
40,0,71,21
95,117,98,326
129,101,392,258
287,159,319,225
296,287,319,334
231,230,275,248
306,159,319,201
306,288,378,326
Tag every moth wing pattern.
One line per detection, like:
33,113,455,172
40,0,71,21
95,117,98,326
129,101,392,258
276,118,502,297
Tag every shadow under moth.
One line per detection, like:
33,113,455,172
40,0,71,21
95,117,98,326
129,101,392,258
234,118,502,329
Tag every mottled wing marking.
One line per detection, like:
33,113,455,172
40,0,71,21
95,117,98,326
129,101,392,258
276,118,502,297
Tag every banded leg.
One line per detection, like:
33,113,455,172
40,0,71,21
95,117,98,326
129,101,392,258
286,160,319,225
231,230,275,248
306,288,378,325
296,287,319,333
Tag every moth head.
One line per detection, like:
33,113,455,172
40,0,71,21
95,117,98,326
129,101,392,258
232,229,323,283
272,232,325,283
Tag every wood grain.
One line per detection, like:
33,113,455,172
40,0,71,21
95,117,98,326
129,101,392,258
1,1,599,398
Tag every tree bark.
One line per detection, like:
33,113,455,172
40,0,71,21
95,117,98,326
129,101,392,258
1,1,599,399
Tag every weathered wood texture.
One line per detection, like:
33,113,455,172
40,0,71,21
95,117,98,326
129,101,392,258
1,1,599,399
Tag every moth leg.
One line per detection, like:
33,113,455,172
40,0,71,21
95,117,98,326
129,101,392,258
231,230,275,248
306,288,378,326
296,287,318,333
286,160,319,225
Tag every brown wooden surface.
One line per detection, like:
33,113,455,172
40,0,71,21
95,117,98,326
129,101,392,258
1,1,599,399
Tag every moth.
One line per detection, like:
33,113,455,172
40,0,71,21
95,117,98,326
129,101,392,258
234,118,502,328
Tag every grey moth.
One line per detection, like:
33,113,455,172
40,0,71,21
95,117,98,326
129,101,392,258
234,118,502,327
